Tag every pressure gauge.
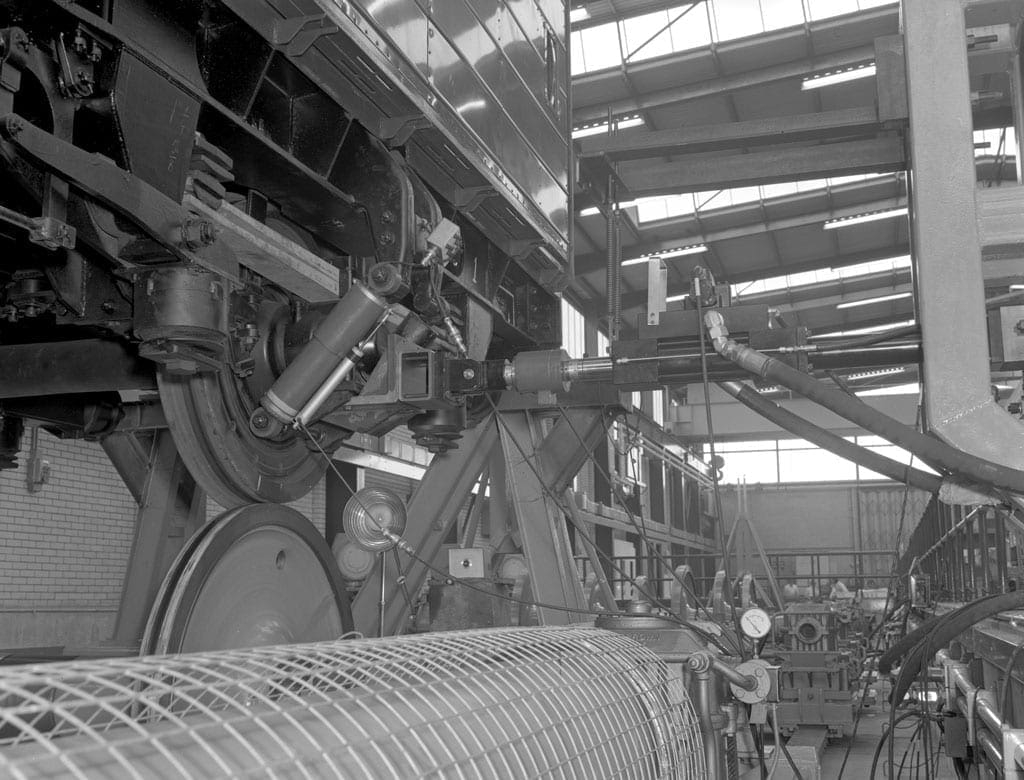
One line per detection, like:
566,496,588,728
739,608,772,640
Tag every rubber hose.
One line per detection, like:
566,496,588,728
877,609,950,675
718,381,943,493
890,590,1024,703
711,335,1024,493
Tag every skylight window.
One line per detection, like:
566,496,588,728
631,173,898,224
571,1,897,75
731,256,912,298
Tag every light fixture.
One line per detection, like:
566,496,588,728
802,63,876,90
578,199,640,218
1010,284,1024,291
621,244,707,266
823,207,908,230
666,293,689,303
836,292,913,309
572,115,644,139
569,6,590,23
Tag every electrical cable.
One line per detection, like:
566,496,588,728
766,703,782,779
693,273,744,647
837,399,923,780
869,710,940,780
480,394,736,651
554,401,742,652
300,408,735,650
299,422,629,621
999,639,1024,721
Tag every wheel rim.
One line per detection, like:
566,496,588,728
158,367,326,508
142,504,351,655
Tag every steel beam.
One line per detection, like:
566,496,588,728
0,340,156,398
573,44,878,124
578,108,886,162
617,136,905,199
573,196,908,273
351,417,498,636
498,410,591,624
111,430,202,647
904,0,1024,472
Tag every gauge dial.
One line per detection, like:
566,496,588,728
739,607,772,640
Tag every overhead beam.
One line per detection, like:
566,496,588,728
573,43,877,124
582,245,913,315
571,0,698,30
573,194,907,271
578,107,887,162
616,136,906,199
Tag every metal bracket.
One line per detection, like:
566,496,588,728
378,114,433,147
450,185,497,212
272,14,339,57
1003,727,1024,779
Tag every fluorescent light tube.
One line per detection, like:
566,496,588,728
569,6,589,23
666,293,689,303
836,292,912,310
572,115,644,139
824,207,908,230
802,63,876,90
621,244,706,266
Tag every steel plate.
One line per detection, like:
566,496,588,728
141,504,352,655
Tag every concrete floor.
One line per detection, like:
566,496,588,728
818,707,955,780
740,705,956,779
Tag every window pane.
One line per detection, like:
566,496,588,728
561,298,586,359
719,450,778,484
652,390,665,426
807,0,858,20
578,23,621,72
778,447,857,481
715,439,777,452
669,6,712,51
761,0,806,30
712,0,765,41
621,11,675,62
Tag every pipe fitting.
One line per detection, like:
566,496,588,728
687,651,713,674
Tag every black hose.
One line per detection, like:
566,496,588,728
878,609,954,675
869,710,936,780
718,381,943,493
707,328,1024,493
889,590,1024,704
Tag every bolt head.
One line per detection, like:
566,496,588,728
251,411,270,429
462,368,476,380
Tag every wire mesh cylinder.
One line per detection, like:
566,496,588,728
0,627,705,779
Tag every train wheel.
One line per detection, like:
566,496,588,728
157,365,326,509
141,504,351,655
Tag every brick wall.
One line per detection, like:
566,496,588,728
0,429,327,648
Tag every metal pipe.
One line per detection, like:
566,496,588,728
977,728,1003,770
689,657,723,780
709,656,759,692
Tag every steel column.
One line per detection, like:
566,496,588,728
904,0,1024,471
351,416,498,636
